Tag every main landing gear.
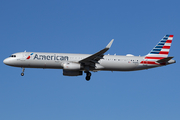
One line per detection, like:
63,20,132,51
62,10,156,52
85,71,91,81
21,68,25,76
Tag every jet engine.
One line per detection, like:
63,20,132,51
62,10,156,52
62,62,82,76
63,62,81,70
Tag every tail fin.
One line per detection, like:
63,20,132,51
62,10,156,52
145,35,173,59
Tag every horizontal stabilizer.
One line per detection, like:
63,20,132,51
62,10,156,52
156,57,174,63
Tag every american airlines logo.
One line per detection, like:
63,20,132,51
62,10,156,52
26,53,34,59
33,54,68,61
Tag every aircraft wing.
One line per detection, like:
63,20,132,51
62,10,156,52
79,39,114,64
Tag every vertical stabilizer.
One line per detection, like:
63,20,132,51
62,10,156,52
141,35,174,65
145,35,173,59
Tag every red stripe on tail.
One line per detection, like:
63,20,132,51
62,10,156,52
163,46,170,49
169,35,174,37
166,40,172,43
145,57,165,59
159,51,169,55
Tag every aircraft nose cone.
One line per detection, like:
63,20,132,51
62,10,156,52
3,58,8,65
3,58,12,65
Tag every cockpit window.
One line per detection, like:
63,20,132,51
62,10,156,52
10,55,16,57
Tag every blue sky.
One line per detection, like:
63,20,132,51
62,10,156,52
0,0,180,120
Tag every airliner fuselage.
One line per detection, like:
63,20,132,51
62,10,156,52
3,35,176,81
4,52,147,70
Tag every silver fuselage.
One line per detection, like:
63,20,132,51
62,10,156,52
3,52,175,71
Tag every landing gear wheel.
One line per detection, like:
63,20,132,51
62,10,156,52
21,72,24,76
85,71,91,81
86,76,91,81
21,68,25,76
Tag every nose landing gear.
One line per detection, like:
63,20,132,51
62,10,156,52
85,71,91,81
21,68,25,76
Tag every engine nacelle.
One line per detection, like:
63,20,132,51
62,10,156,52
63,62,81,70
63,70,83,76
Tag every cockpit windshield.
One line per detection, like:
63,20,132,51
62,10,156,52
10,55,16,57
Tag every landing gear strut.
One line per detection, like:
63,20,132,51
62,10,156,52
21,68,25,76
85,71,91,81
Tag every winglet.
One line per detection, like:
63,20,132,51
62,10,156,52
106,39,114,48
79,39,114,63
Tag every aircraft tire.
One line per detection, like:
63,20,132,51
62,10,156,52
86,76,90,81
21,73,24,76
85,71,91,81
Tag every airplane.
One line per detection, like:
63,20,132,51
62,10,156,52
3,35,176,81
